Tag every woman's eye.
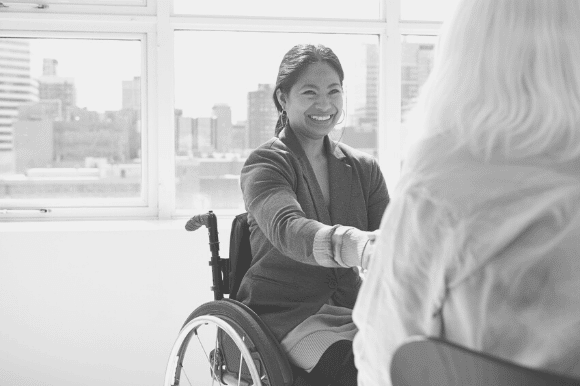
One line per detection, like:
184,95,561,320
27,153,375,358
303,90,316,95
330,89,342,95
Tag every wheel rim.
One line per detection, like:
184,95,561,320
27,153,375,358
164,315,263,386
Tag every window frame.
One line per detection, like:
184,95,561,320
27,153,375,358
0,17,158,219
0,0,445,221
0,0,153,15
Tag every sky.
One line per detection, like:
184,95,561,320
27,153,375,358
29,38,141,113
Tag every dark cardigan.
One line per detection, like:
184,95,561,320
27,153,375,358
236,126,389,340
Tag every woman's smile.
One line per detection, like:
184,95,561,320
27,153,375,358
308,114,334,122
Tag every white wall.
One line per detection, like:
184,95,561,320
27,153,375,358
0,218,234,386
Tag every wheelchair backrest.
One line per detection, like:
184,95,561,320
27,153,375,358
228,212,252,300
391,336,580,386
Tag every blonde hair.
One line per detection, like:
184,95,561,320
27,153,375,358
406,0,580,161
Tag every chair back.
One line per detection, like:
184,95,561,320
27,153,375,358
228,212,252,300
391,336,580,386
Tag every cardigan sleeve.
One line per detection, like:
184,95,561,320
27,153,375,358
241,143,375,267
241,144,329,266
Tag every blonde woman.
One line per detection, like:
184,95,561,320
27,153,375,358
353,0,580,385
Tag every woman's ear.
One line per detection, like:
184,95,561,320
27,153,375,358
276,89,286,110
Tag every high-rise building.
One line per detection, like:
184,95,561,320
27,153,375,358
247,84,277,149
344,44,379,131
400,42,435,150
13,100,62,173
0,38,39,173
401,43,435,117
212,103,232,152
177,116,194,156
18,99,63,122
231,120,247,152
38,58,76,121
13,120,54,173
43,58,58,76
122,76,141,111
53,107,134,164
364,44,379,129
193,117,217,153
339,44,379,156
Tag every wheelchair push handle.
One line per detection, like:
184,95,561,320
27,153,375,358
185,212,214,232
185,211,229,301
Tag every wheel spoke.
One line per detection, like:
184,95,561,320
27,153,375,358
195,330,219,383
211,331,219,386
181,366,193,386
237,336,244,386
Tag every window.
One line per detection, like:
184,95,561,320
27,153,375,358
0,0,445,220
0,37,143,204
400,34,437,152
174,31,379,212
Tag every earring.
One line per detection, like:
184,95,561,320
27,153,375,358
280,110,288,128
336,109,346,125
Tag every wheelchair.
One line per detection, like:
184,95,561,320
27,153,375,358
164,211,315,386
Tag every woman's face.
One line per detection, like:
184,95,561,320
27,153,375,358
278,62,343,142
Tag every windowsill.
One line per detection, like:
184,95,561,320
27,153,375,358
0,213,239,233
0,218,189,233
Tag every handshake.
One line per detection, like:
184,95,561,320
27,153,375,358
361,230,380,271
330,226,381,271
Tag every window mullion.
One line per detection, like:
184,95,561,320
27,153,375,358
379,0,402,190
154,0,176,219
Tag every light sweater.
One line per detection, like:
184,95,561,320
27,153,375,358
353,133,580,386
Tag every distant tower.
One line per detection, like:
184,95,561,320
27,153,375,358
247,84,277,149
212,103,232,152
122,76,141,110
38,58,76,121
43,58,58,76
0,38,39,173
231,121,248,152
401,42,435,117
193,117,217,153
365,44,379,128
176,116,194,156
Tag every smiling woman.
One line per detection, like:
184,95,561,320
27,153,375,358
235,44,390,385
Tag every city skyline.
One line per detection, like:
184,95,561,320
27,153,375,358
28,38,140,114
16,33,379,123
3,36,435,126
1,36,435,162
21,34,436,129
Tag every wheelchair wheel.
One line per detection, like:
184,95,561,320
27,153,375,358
164,299,293,386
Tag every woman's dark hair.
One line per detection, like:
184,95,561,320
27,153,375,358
273,44,345,136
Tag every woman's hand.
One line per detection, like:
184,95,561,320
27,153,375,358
361,230,380,271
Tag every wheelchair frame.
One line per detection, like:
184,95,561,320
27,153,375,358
164,211,295,386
